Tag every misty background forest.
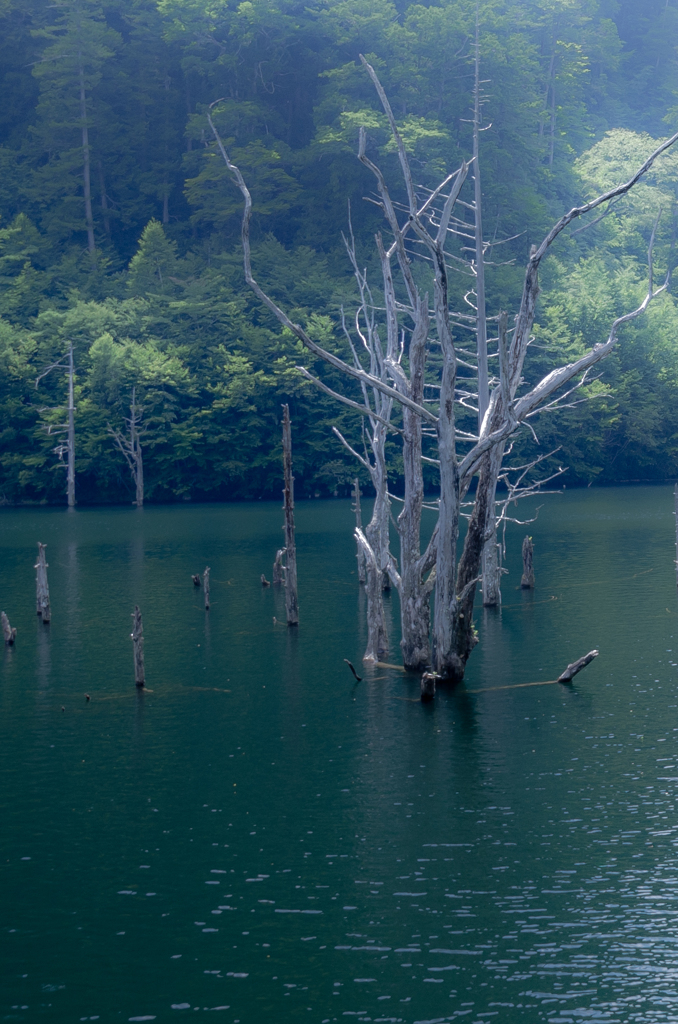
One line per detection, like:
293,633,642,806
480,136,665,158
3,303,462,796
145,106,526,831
1,0,678,505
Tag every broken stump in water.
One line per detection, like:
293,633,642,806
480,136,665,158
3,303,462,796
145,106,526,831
420,672,437,702
557,649,599,684
131,605,145,687
521,535,535,588
203,566,210,610
261,574,271,587
2,611,16,645
35,542,51,622
281,404,299,626
191,574,201,587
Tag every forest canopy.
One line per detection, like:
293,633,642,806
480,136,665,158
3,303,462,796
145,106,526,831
1,0,677,504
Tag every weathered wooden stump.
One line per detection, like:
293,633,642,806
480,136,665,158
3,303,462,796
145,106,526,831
203,566,210,610
131,605,144,686
521,535,535,588
35,542,51,622
2,611,16,645
557,649,599,684
282,405,299,626
420,672,437,702
272,548,285,585
261,574,271,587
191,574,201,587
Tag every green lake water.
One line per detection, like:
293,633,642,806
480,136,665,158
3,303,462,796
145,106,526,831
2,486,678,1024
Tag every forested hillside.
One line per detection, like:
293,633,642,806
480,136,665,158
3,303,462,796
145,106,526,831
1,0,677,504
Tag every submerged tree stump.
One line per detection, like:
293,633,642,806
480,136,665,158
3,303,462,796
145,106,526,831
353,478,366,584
203,567,210,610
420,672,436,702
2,611,16,645
191,573,201,587
282,404,299,626
131,605,145,687
674,484,678,587
521,535,535,588
35,542,51,622
272,548,285,585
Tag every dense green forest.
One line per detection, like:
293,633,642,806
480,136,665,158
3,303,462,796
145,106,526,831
1,0,678,504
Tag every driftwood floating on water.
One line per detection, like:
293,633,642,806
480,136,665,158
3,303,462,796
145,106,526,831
191,574,201,587
203,566,210,610
420,672,437,702
557,649,599,684
131,605,145,687
35,542,51,622
521,535,535,589
2,611,16,645
281,404,299,626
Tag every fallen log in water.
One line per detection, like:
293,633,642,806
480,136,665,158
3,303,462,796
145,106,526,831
557,649,599,683
2,611,16,645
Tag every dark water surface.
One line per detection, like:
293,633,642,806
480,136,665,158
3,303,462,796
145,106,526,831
2,487,678,1024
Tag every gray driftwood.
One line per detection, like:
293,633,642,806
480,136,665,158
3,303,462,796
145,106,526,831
420,672,436,702
2,611,16,645
557,649,599,683
272,548,285,584
35,542,51,622
521,536,535,588
131,605,145,687
203,566,210,610
281,404,299,626
353,479,366,584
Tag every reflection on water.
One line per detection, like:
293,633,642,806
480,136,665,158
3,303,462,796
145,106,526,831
1,488,678,1022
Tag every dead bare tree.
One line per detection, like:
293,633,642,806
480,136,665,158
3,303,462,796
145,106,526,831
207,63,677,682
352,479,366,584
36,343,76,507
108,387,144,506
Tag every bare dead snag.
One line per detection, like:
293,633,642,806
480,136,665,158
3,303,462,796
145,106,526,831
131,606,144,687
356,528,388,662
282,405,299,626
521,536,535,589
203,567,210,610
557,649,599,683
2,612,16,645
353,479,366,584
109,387,144,506
272,548,285,584
35,542,51,622
261,574,271,587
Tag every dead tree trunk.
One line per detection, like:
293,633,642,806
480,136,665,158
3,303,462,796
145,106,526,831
109,387,144,506
272,548,285,584
2,612,16,645
203,566,210,610
282,405,299,626
67,344,75,508
356,528,388,661
674,483,678,586
35,542,51,622
132,605,144,686
521,535,535,588
557,649,598,683
353,479,366,583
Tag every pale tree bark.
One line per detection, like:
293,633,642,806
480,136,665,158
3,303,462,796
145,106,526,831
272,548,285,585
109,387,144,506
35,542,51,622
352,479,366,583
207,76,677,683
282,405,299,626
2,611,16,645
521,535,535,588
203,566,210,610
355,528,388,661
